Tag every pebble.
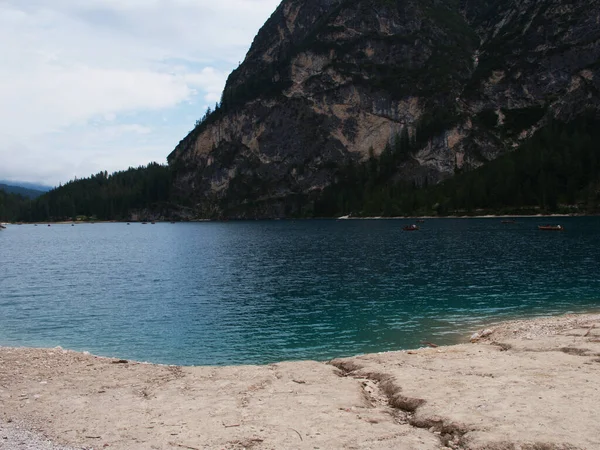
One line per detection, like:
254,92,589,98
470,328,494,342
0,420,78,450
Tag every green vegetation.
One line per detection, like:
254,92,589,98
314,114,600,217
4,114,599,223
475,109,499,128
501,106,547,136
2,163,173,223
0,190,28,222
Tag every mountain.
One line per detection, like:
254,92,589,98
0,183,47,199
0,180,52,192
167,0,600,218
7,0,600,222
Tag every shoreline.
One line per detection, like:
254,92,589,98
2,312,600,449
3,305,600,368
4,213,595,226
336,213,583,220
4,305,600,367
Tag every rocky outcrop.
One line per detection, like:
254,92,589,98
168,0,600,218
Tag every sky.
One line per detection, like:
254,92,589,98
0,0,281,187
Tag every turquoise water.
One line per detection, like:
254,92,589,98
1,218,599,365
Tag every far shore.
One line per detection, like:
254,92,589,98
4,213,595,226
2,312,600,449
335,213,583,220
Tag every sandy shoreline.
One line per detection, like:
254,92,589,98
1,313,600,450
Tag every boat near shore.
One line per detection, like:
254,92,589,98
538,224,564,231
403,224,419,231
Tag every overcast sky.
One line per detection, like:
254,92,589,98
0,0,280,187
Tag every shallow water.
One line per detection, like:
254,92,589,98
1,217,599,365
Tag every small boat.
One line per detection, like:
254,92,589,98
501,220,516,224
403,224,419,231
0,224,6,230
151,221,156,224
142,222,148,224
416,219,425,224
538,224,564,231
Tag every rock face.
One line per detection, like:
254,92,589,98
168,0,600,218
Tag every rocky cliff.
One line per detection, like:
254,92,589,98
168,0,600,218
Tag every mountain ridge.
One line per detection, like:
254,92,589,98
0,183,47,199
167,0,600,218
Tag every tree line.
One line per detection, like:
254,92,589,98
1,163,173,222
315,113,600,217
0,190,28,222
2,114,599,223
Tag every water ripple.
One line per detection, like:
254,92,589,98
1,217,599,365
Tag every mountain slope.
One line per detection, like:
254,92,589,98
167,0,600,218
0,183,46,199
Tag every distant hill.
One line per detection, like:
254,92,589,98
0,183,47,199
0,180,52,192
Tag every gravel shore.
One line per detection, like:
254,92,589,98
1,312,599,449
0,420,77,450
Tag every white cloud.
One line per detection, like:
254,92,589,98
0,0,280,185
184,67,230,104
0,66,195,136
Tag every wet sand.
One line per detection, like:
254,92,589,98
1,313,599,449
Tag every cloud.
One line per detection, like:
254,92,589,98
184,67,230,104
0,66,196,136
0,0,280,185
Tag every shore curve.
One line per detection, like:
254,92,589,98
1,313,599,449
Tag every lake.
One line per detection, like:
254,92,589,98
1,217,599,365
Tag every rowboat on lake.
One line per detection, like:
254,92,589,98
538,224,564,231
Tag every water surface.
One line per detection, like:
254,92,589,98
1,218,599,365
